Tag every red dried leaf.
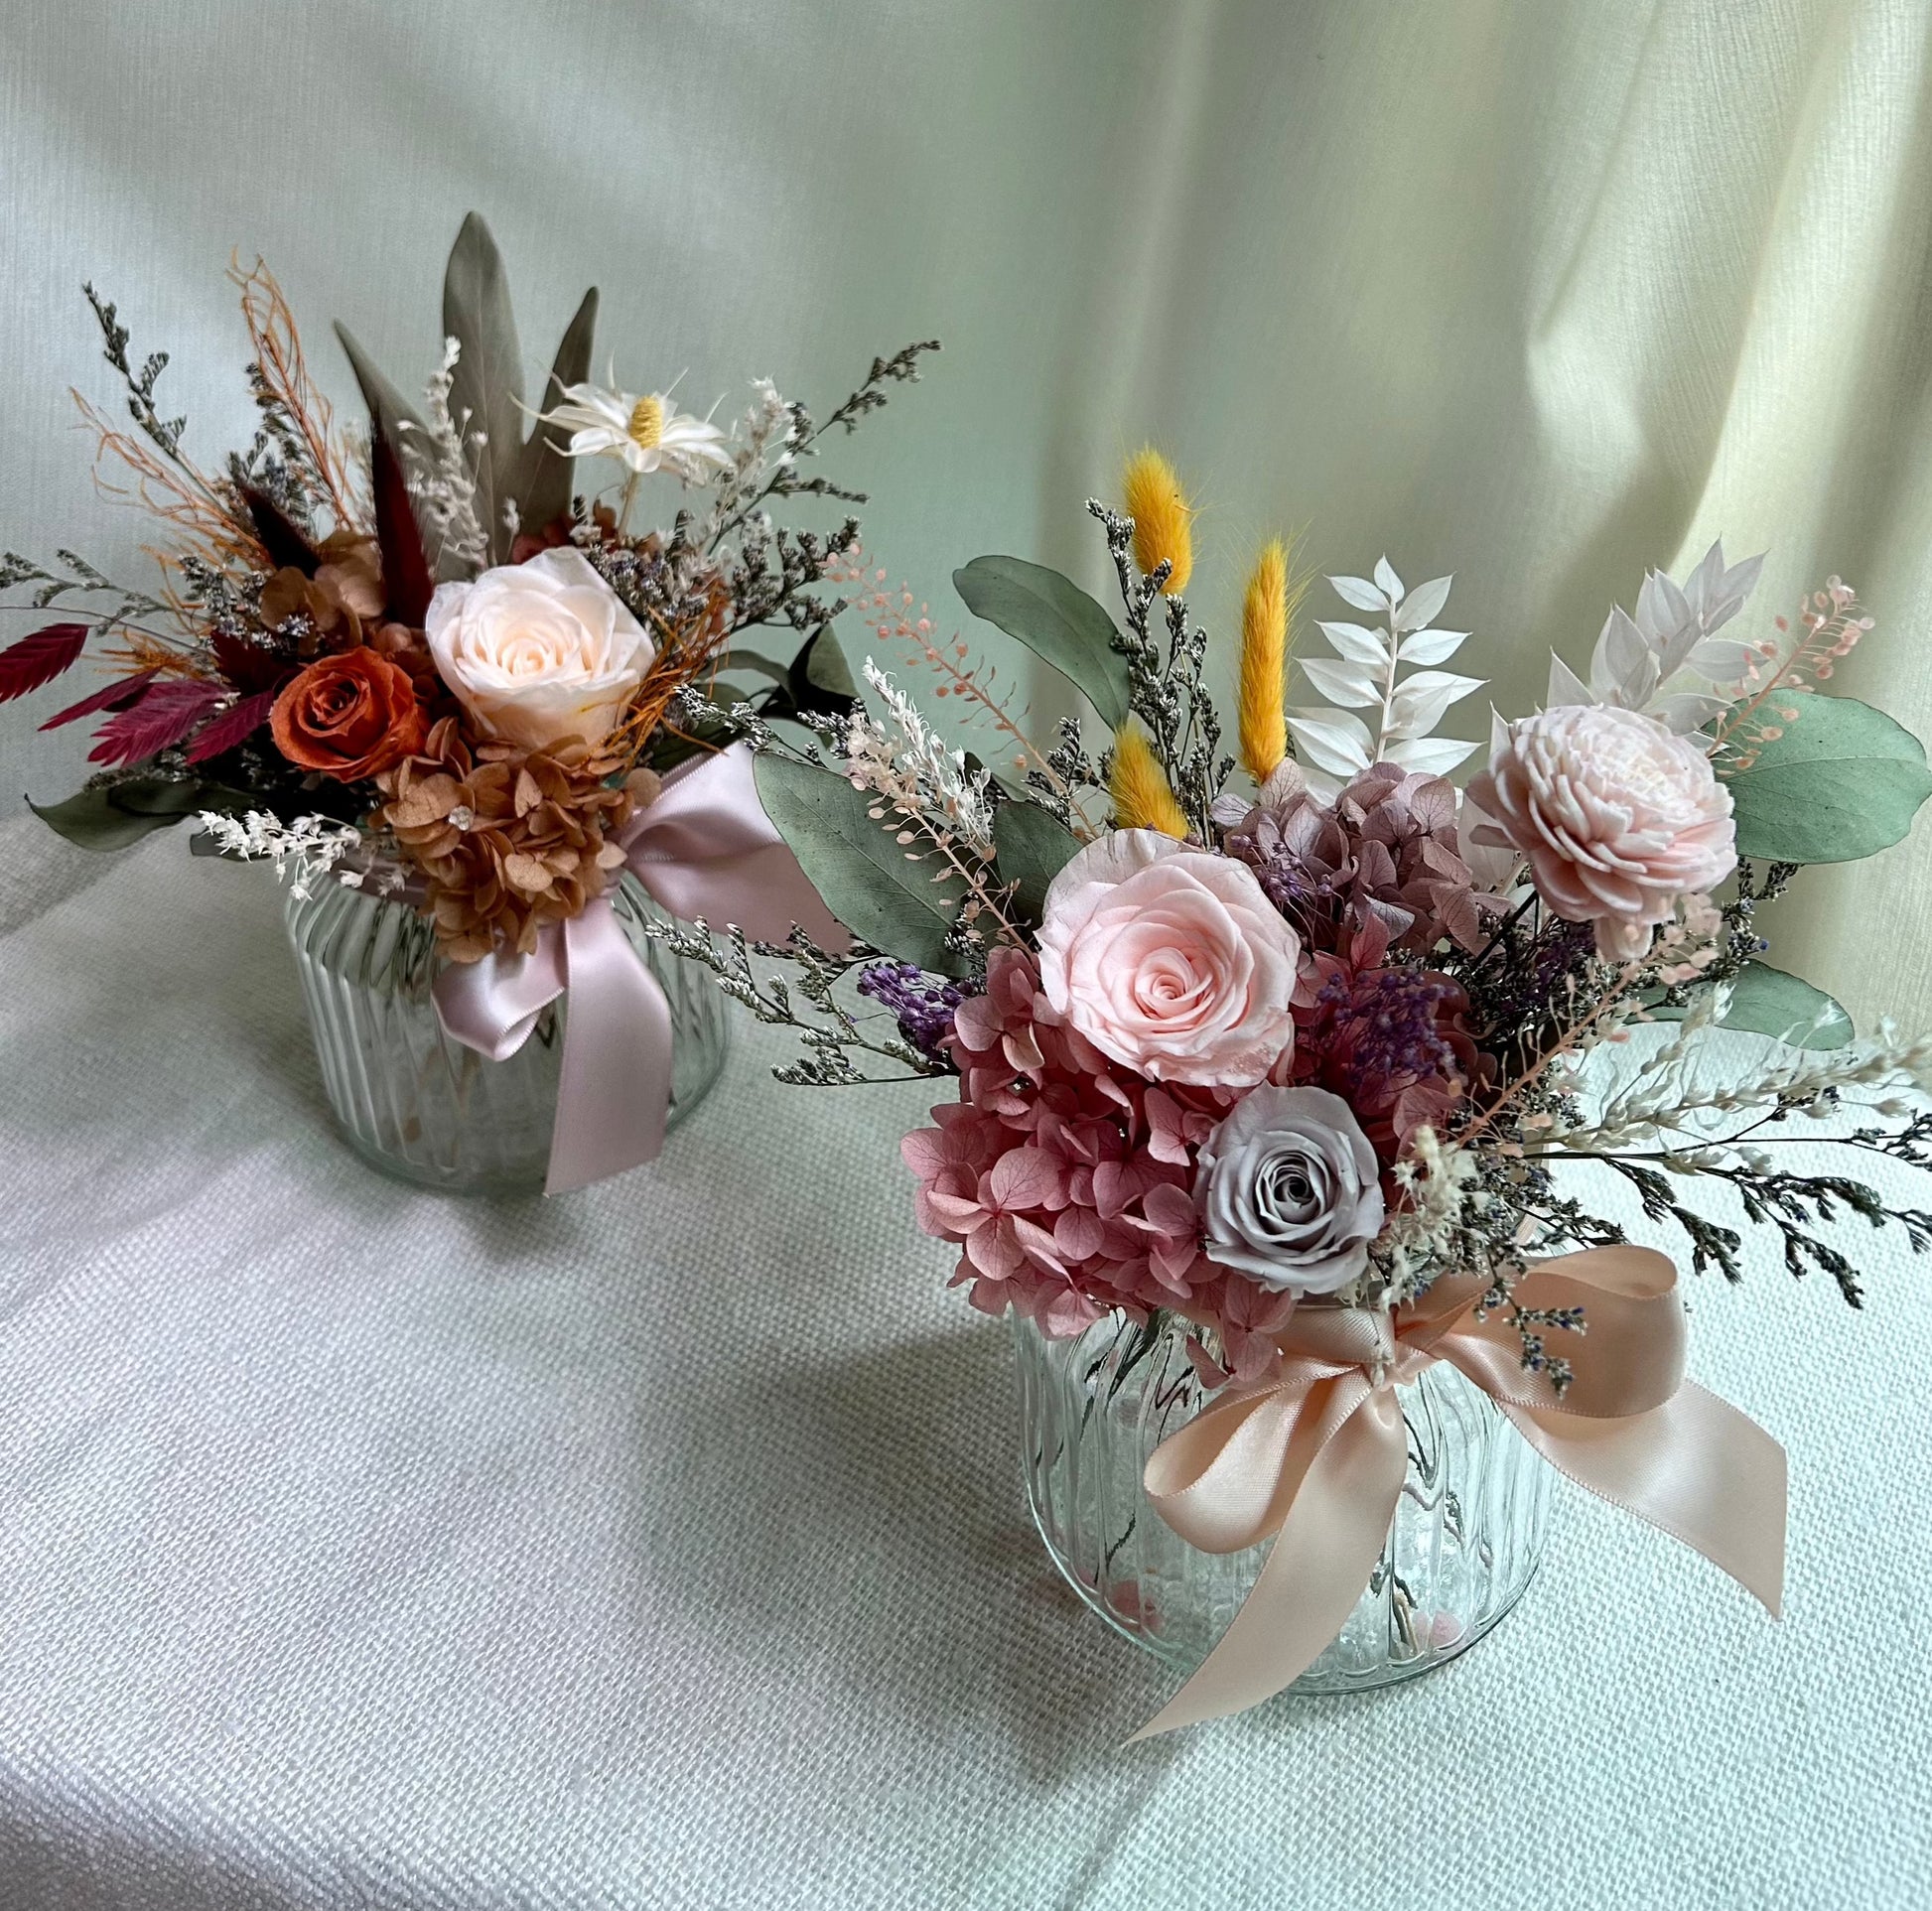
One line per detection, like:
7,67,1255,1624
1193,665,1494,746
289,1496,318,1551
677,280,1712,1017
40,667,161,731
371,430,434,625
184,688,279,764
87,679,225,766
0,623,88,702
209,628,295,694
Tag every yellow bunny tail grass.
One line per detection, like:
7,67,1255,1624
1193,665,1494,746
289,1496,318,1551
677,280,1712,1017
1122,446,1194,595
1239,536,1299,784
1109,723,1190,838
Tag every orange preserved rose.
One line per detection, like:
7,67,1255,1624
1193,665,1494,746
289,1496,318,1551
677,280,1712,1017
270,646,426,781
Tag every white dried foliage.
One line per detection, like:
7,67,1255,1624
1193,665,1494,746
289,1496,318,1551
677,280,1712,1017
398,337,491,575
1288,557,1483,799
847,659,996,856
195,810,373,900
1550,539,1766,733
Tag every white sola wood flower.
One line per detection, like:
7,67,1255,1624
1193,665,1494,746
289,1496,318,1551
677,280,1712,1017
532,376,733,481
1287,557,1483,799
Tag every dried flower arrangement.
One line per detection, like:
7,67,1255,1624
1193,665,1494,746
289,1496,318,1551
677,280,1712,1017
652,448,1932,1730
2,215,927,1186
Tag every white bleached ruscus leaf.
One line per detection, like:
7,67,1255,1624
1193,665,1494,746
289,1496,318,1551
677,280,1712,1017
1398,627,1467,665
1291,564,1482,783
1389,670,1485,739
1300,655,1384,708
1315,619,1392,666
1287,709,1375,778
1392,575,1452,633
1327,573,1389,614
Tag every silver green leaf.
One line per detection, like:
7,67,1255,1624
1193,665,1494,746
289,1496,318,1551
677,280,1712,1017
1718,962,1854,1049
513,285,599,540
1725,694,1932,864
753,753,971,976
953,556,1129,729
992,799,1080,928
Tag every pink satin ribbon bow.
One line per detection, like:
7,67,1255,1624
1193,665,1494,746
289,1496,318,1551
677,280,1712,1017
1133,1245,1787,1739
432,742,843,1194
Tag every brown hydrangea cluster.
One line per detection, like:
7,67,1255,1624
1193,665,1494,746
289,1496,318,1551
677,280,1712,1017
1222,760,1505,955
376,715,658,961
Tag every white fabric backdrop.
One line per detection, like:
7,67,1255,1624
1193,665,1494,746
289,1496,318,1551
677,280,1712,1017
1,823,1929,1910
4,6,1932,1905
5,0,1932,1022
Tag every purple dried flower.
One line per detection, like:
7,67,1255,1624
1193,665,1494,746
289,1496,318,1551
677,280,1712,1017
858,961,968,1062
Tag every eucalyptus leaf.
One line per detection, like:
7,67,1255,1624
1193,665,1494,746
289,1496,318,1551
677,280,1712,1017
28,777,214,851
443,212,525,560
721,651,794,686
513,284,599,540
953,556,1129,728
992,800,1081,929
754,753,970,974
802,624,859,700
1725,694,1932,864
1720,962,1854,1048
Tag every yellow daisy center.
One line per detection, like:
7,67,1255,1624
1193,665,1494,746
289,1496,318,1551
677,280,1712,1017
625,395,665,452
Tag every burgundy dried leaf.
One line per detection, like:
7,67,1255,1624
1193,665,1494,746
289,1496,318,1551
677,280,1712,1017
0,623,88,702
371,431,433,625
239,485,323,577
40,667,161,731
209,628,294,694
87,679,225,766
184,689,279,764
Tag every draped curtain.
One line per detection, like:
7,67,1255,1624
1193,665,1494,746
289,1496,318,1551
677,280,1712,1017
4,0,1929,1023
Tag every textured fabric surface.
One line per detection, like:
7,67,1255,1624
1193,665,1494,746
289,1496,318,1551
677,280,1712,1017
0,822,1928,1911
6,0,1932,1027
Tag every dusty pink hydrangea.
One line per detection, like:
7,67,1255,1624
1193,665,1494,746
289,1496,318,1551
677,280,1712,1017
901,947,1296,1381
1035,830,1301,1088
1221,759,1506,956
1467,704,1736,960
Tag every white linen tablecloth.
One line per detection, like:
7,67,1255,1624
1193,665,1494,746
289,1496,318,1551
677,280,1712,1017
0,819,1927,1910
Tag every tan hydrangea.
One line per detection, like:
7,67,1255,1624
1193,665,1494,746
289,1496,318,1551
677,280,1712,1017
375,715,660,962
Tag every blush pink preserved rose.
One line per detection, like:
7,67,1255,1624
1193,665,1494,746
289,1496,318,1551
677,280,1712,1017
1467,704,1736,960
1035,830,1302,1088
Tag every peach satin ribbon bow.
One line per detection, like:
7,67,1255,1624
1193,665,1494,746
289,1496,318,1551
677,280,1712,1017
1133,1245,1787,1739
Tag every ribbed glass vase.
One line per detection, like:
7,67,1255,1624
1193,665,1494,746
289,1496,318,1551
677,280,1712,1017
1016,1306,1552,1694
284,871,729,1194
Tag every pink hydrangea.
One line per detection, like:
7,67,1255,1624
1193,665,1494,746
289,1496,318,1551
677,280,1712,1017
900,947,1297,1381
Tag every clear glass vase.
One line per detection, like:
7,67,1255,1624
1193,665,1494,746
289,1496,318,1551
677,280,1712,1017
1015,1306,1553,1695
283,871,729,1194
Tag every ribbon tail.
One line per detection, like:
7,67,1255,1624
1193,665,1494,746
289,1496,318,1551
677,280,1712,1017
1129,1391,1409,1741
544,899,676,1196
1502,1382,1786,1616
433,938,568,1061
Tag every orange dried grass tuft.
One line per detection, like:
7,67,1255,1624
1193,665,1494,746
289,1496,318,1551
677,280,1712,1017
229,255,364,531
70,390,256,580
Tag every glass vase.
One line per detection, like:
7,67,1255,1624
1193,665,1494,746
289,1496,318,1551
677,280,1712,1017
1015,1306,1553,1695
283,871,729,1194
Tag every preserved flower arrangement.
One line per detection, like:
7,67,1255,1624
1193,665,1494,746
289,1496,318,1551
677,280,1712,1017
1,216,921,1190
656,450,1932,1731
